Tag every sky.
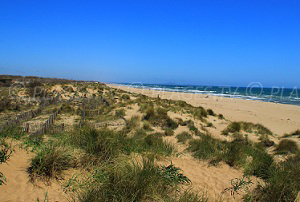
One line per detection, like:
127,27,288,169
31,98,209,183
0,0,300,87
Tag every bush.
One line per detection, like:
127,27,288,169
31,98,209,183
78,158,190,202
164,128,175,136
0,139,12,164
143,107,178,130
28,143,75,180
121,94,130,100
115,109,125,118
176,132,192,144
188,134,274,179
275,139,299,154
142,134,174,156
253,153,300,201
70,126,122,161
188,134,224,161
283,129,300,138
222,122,273,136
207,109,215,116
218,114,224,120
125,116,140,131
142,122,153,131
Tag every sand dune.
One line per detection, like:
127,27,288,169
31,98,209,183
109,84,300,136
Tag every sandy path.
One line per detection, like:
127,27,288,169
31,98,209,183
108,84,300,136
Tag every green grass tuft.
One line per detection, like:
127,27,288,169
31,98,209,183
28,143,75,180
176,132,192,144
275,139,299,154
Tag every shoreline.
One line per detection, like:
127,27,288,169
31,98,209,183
108,84,300,136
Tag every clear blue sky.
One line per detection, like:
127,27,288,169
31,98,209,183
0,0,299,87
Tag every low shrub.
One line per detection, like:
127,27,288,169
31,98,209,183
143,107,178,130
142,134,174,156
142,122,153,131
253,153,300,201
121,94,130,100
115,109,125,118
222,122,273,136
283,129,300,138
207,109,215,116
70,126,122,161
176,132,192,144
275,139,299,154
164,128,175,136
28,143,75,180
78,158,190,202
188,135,274,179
218,114,224,120
125,116,140,131
0,139,12,164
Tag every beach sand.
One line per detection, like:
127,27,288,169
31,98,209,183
108,84,300,136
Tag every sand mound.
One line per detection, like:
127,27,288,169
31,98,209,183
0,144,69,202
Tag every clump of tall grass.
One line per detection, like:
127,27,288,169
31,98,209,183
78,157,191,202
218,114,224,120
142,121,153,131
188,134,274,179
252,153,300,201
164,128,175,136
0,138,12,163
207,109,215,116
275,139,299,154
123,115,140,132
28,143,76,180
143,107,178,130
176,132,192,144
121,94,130,100
258,134,274,147
115,109,125,118
142,134,175,156
0,126,24,139
222,121,273,136
70,126,122,161
283,129,300,138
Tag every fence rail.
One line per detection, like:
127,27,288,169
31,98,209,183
0,96,61,131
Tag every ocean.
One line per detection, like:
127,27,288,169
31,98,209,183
116,83,300,106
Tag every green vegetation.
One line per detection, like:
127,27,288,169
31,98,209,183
0,138,12,185
283,129,300,138
164,128,175,136
222,121,273,136
188,134,273,179
252,153,300,201
176,132,192,143
78,158,192,202
143,107,178,130
2,79,299,201
275,139,299,154
115,109,125,118
28,143,76,180
207,109,215,116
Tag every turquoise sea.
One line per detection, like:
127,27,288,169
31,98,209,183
117,83,300,106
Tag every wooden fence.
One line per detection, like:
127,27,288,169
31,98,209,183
0,95,61,131
30,105,63,135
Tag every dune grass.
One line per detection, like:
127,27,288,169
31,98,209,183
143,107,178,130
176,132,192,144
78,157,194,202
275,139,299,154
188,134,274,179
222,121,273,136
28,143,76,180
283,129,300,138
252,153,300,201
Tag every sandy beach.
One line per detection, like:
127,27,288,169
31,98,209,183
108,84,300,136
